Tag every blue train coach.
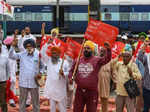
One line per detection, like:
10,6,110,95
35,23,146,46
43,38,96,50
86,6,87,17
1,0,150,34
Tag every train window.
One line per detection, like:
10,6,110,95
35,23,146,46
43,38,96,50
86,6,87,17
104,8,109,12
64,12,69,21
6,16,14,21
120,13,130,21
70,13,88,21
141,13,149,21
24,12,32,21
104,13,112,20
130,13,139,21
34,13,43,21
14,13,23,21
42,13,52,21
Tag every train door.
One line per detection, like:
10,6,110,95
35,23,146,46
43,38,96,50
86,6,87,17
119,5,131,32
52,6,70,33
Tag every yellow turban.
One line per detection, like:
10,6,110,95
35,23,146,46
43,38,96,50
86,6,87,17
84,40,95,51
51,28,59,35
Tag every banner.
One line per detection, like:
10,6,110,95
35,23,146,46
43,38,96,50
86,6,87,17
84,18,119,47
112,41,125,59
0,1,14,18
66,38,81,59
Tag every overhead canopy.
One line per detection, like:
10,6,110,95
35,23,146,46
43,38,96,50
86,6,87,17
6,0,150,5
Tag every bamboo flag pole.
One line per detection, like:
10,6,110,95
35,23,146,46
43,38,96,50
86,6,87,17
72,38,86,80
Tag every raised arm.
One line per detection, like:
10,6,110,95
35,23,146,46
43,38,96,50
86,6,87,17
9,47,21,60
41,23,45,37
98,43,112,66
9,39,21,60
40,43,49,65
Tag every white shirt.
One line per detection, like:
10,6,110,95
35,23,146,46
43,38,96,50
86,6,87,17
0,54,10,82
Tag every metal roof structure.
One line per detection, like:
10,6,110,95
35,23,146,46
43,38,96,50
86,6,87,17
6,0,150,5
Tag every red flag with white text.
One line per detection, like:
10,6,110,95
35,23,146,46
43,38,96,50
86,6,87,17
84,18,119,47
40,35,51,50
66,38,81,59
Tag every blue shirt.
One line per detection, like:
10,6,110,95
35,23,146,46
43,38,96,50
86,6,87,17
138,50,150,90
9,47,44,88
135,58,145,77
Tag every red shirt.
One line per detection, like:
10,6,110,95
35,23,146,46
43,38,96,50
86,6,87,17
68,48,111,91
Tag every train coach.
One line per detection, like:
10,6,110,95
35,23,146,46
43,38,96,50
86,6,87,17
1,0,150,34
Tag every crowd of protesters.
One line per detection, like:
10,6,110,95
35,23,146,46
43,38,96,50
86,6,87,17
0,22,150,112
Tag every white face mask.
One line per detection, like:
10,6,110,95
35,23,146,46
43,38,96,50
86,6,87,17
27,48,34,54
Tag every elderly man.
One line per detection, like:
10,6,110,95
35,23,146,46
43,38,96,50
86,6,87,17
17,27,36,107
112,50,142,112
68,40,111,112
0,41,10,112
9,39,44,112
40,44,70,112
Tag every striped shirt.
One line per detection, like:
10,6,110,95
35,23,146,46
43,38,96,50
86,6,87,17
9,47,44,88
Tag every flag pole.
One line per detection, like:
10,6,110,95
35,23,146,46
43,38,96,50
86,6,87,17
72,38,86,80
3,0,7,40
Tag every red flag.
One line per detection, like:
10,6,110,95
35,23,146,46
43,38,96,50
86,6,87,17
112,41,125,59
66,38,81,59
145,46,150,53
46,38,67,58
40,35,51,50
133,41,144,59
84,18,119,47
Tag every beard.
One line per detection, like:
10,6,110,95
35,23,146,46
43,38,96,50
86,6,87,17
84,50,92,58
27,48,34,55
51,56,59,64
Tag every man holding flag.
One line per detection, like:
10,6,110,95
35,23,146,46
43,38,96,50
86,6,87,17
40,40,70,112
68,40,111,112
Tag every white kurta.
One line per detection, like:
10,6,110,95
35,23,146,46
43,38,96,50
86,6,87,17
43,58,69,101
41,44,70,101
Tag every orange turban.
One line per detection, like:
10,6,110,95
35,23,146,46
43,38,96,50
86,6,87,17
46,46,61,57
51,46,61,54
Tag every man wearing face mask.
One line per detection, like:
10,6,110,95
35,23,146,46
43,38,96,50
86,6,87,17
40,45,70,112
9,39,44,112
68,40,111,112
